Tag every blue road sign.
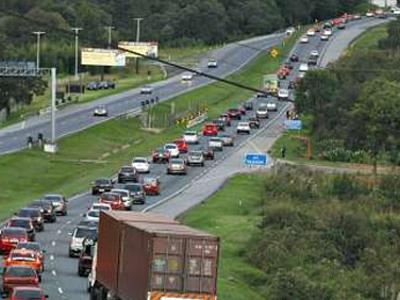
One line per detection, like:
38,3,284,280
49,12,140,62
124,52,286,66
244,153,268,166
285,120,303,130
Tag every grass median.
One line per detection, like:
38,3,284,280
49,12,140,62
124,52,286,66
180,174,267,300
0,30,303,221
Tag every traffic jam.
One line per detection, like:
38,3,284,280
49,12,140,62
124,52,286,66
0,13,362,299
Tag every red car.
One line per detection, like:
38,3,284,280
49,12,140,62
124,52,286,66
15,242,45,268
10,286,47,300
143,176,160,196
4,249,43,273
174,138,188,153
2,265,40,296
99,192,124,210
202,123,218,136
152,147,170,163
227,108,241,120
0,228,28,255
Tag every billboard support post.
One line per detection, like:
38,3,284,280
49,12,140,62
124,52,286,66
51,67,56,145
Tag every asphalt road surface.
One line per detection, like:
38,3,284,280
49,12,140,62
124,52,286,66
0,33,285,155
0,17,389,300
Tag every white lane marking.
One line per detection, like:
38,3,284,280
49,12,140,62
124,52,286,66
51,241,56,247
66,220,71,224
57,230,62,235
52,270,57,276
58,287,63,294
50,255,54,261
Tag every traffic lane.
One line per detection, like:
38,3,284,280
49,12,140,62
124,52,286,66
37,98,287,299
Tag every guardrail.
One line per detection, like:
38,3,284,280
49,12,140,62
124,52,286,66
186,113,208,128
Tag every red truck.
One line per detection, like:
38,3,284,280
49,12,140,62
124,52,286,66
89,211,220,300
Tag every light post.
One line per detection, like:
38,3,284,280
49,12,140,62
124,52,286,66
133,18,144,74
33,31,45,69
71,28,82,80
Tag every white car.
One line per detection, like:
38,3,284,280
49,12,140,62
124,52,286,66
140,85,153,94
181,72,194,81
353,14,362,20
207,59,218,68
299,63,309,72
93,105,108,117
110,188,132,210
300,36,309,43
393,9,400,16
278,88,289,100
323,28,332,36
164,143,180,158
266,102,278,111
320,34,329,41
256,105,269,119
306,29,315,36
298,72,306,79
83,209,100,222
366,12,374,17
131,157,150,173
286,27,296,35
236,122,251,134
90,203,111,211
183,131,199,144
69,226,97,257
310,50,319,57
209,137,223,151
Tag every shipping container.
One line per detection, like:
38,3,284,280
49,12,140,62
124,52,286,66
93,211,219,300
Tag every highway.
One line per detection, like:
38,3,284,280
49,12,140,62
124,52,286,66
0,33,286,155
0,17,389,300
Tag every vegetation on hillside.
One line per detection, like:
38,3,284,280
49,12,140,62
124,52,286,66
295,19,400,170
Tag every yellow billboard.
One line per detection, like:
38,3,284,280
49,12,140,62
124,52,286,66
118,42,158,58
81,48,126,66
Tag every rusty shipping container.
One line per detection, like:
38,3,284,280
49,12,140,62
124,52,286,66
95,211,220,300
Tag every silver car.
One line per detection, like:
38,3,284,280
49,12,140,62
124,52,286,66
187,151,205,167
256,106,269,119
43,194,67,216
219,133,235,146
209,137,223,151
111,188,133,210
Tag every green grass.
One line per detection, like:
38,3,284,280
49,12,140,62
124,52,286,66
0,28,304,220
348,23,388,53
159,44,223,67
180,174,267,300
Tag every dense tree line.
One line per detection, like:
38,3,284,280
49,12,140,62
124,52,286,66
296,19,400,170
248,166,400,299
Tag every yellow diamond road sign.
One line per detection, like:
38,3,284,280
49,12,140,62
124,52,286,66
270,48,279,58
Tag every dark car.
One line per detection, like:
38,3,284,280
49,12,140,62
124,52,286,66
337,23,346,29
248,117,260,129
308,56,318,66
256,92,268,98
118,166,140,183
212,119,225,131
78,238,96,277
290,54,299,62
7,218,35,242
124,183,146,204
27,200,56,223
243,101,253,110
2,265,40,296
42,194,67,216
227,108,242,120
201,147,215,160
0,228,28,255
16,208,44,232
91,178,113,195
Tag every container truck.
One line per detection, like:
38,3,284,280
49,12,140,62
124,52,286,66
89,211,220,300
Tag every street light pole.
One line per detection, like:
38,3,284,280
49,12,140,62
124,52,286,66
71,27,82,80
133,18,144,74
33,31,45,69
105,26,115,49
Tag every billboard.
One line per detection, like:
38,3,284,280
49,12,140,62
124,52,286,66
118,41,158,58
81,48,126,67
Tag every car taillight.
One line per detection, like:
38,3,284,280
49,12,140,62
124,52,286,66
151,183,157,187
2,238,9,243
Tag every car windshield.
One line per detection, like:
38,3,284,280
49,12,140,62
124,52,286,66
133,158,147,163
189,151,202,157
121,167,134,173
171,159,183,164
9,219,30,229
258,107,267,111
87,210,100,218
43,195,62,202
16,243,41,252
2,228,26,237
92,204,110,211
238,123,248,126
18,209,40,218
74,228,97,239
13,289,43,299
184,132,196,136
112,190,128,197
125,184,142,192
5,266,36,277
165,144,176,149
144,177,156,184
95,179,110,185
101,194,118,201
11,252,35,261
210,138,221,142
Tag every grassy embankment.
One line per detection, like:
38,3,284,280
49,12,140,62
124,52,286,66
270,23,388,167
0,29,303,220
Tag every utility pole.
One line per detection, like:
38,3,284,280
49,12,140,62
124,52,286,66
33,31,45,69
71,27,83,80
102,26,114,81
133,18,144,74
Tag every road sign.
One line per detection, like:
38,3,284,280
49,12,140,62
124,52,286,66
270,48,279,58
285,120,303,130
244,153,268,166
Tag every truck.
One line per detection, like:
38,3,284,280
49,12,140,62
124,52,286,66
89,211,220,300
263,74,278,96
